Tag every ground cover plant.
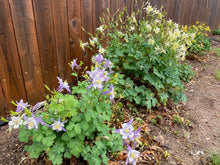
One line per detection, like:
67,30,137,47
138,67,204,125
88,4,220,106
84,2,200,110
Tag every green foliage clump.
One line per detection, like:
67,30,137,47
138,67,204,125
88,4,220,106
213,29,220,35
85,3,196,109
213,26,220,35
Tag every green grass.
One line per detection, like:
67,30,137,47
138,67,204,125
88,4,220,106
210,152,220,165
216,70,220,80
214,48,220,57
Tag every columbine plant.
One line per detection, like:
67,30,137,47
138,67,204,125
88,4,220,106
85,2,197,109
6,56,123,165
186,22,211,55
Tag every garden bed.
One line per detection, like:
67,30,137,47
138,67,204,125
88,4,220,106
1,48,219,165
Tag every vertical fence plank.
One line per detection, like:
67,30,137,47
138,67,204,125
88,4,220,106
110,0,118,17
0,81,6,117
9,0,45,104
101,0,110,49
101,0,110,14
213,0,220,30
93,0,102,34
167,0,176,22
67,0,83,65
217,1,220,26
0,0,27,113
32,0,58,91
51,0,72,82
179,0,191,25
81,0,93,68
125,0,132,16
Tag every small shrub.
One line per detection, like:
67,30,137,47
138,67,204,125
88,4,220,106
85,2,196,109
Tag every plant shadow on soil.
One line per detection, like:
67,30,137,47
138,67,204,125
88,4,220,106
0,43,220,165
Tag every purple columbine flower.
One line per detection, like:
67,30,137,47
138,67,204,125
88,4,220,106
32,101,47,112
94,54,105,65
102,84,115,103
86,69,109,90
71,58,81,69
48,116,67,132
115,119,134,144
23,114,46,130
103,59,112,69
126,144,140,165
133,127,141,139
57,77,71,93
16,99,30,113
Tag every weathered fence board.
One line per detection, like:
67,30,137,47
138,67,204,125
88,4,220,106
0,0,27,117
9,0,45,104
32,0,59,91
81,0,93,68
0,81,5,117
67,0,83,64
0,0,220,117
51,0,72,82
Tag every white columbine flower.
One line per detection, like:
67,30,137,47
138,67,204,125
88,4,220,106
174,23,179,28
96,25,104,32
174,29,181,38
144,4,153,13
167,19,173,25
98,47,105,54
92,37,98,42
148,38,155,45
80,41,88,51
126,144,140,165
130,26,135,32
154,27,160,34
89,38,95,46
154,19,161,24
145,23,152,32
9,116,23,130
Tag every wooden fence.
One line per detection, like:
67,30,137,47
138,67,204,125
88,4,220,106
0,0,220,117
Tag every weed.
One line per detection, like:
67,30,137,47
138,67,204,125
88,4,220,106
214,48,220,57
210,152,220,165
173,115,184,125
215,70,220,80
151,119,157,125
